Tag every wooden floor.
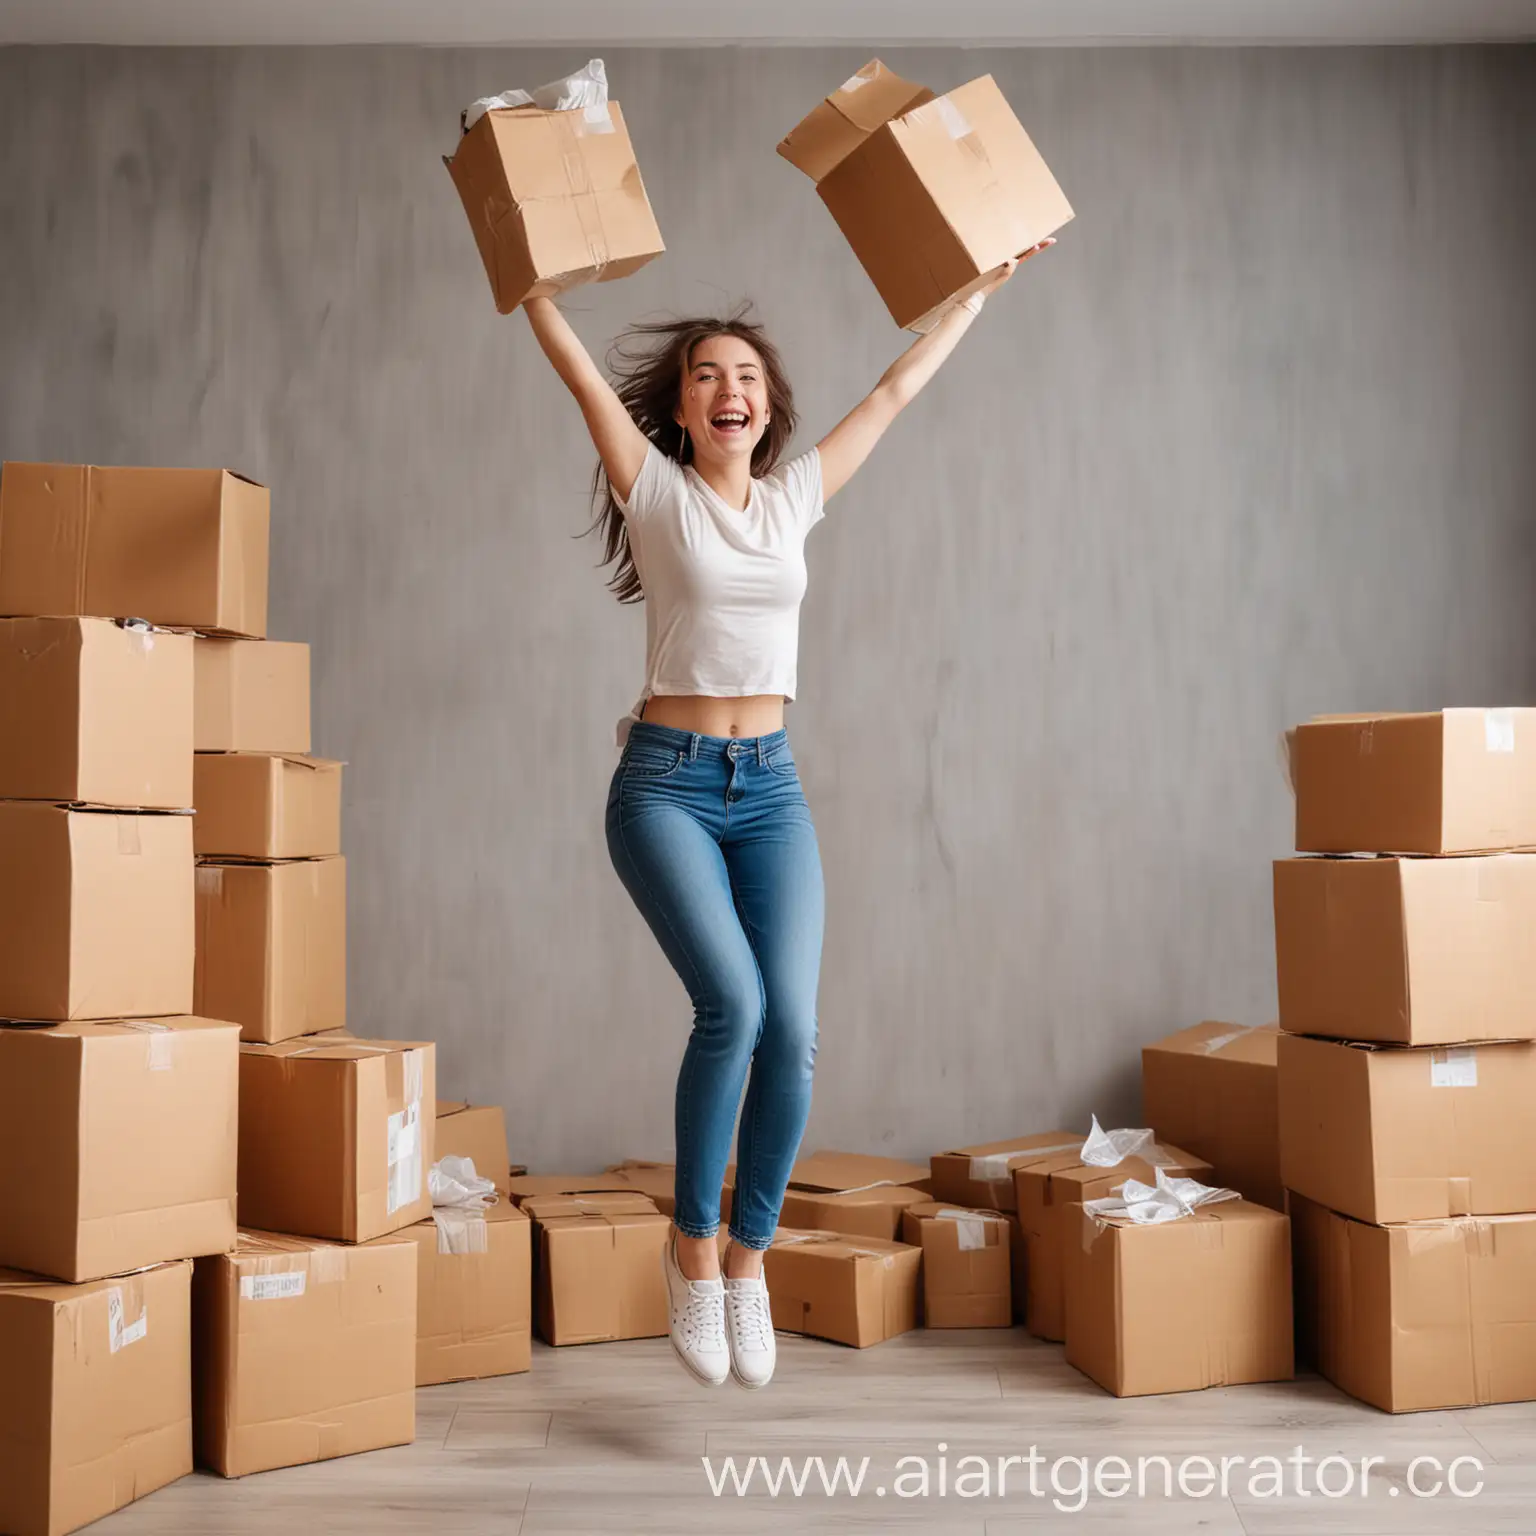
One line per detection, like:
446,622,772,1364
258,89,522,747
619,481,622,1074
98,1328,1533,1535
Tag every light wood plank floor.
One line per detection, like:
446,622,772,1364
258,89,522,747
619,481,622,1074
97,1328,1531,1534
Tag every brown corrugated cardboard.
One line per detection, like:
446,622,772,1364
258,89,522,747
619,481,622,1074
900,1202,1011,1328
1278,1033,1536,1224
0,1017,238,1284
1290,1193,1536,1412
193,753,342,860
523,1191,669,1345
789,1149,931,1194
0,617,193,809
194,856,346,1043
509,1172,638,1206
1292,710,1536,855
764,1228,922,1347
779,61,1074,331
238,1035,436,1242
1065,1201,1294,1398
406,1204,531,1385
1274,853,1536,1045
929,1130,1083,1212
193,637,310,754
1142,1022,1283,1211
1014,1138,1214,1342
0,1258,192,1536
193,1230,416,1476
446,101,665,315
1003,1212,1028,1322
0,462,268,637
780,1184,930,1241
605,1158,676,1216
0,803,193,1022
438,1100,513,1196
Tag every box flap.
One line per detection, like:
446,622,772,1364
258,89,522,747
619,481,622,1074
777,59,935,181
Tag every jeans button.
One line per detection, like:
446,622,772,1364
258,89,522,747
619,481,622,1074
727,789,743,802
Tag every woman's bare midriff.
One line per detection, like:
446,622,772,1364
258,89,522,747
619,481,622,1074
641,694,786,739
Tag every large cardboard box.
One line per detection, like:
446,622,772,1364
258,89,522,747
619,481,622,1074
778,60,1073,331
446,100,665,315
0,1017,238,1283
0,617,193,809
406,1204,531,1385
193,1230,416,1476
928,1129,1083,1213
1065,1202,1293,1398
0,803,193,1022
1014,1139,1214,1342
0,1259,192,1536
764,1229,922,1347
900,1203,1011,1328
193,753,342,860
605,1158,676,1216
238,1035,436,1242
194,637,310,754
1290,1193,1536,1413
1274,853,1536,1045
1291,710,1536,855
439,1100,513,1196
1278,1033,1536,1225
1142,1022,1283,1211
194,856,346,1043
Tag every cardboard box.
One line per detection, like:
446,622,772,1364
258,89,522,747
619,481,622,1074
194,637,310,754
238,1035,436,1242
1292,710,1536,855
0,1259,192,1536
1142,1022,1283,1211
929,1130,1084,1213
764,1229,922,1347
1065,1201,1294,1398
0,1017,238,1284
1014,1139,1214,1342
1274,853,1536,1046
605,1158,676,1216
405,1203,531,1385
0,617,193,809
445,99,665,315
193,753,342,860
438,1100,513,1195
194,856,346,1043
900,1203,1011,1328
193,1230,416,1476
779,60,1073,331
508,1172,639,1206
523,1191,669,1345
1290,1193,1536,1412
0,803,193,1022
1003,1212,1028,1322
780,1184,930,1241
1278,1033,1536,1225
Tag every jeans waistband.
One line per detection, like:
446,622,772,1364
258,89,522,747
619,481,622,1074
627,720,789,762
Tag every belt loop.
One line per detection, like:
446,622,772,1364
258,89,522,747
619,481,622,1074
756,735,766,767
689,733,700,762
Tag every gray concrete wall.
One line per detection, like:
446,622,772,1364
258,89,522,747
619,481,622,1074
1,45,1533,1170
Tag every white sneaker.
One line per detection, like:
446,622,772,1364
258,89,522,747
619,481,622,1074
661,1232,729,1386
724,1271,777,1390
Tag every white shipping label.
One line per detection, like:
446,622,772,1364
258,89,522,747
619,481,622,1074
107,1288,147,1353
240,1272,308,1301
1431,1048,1478,1088
1486,711,1516,753
387,1098,424,1215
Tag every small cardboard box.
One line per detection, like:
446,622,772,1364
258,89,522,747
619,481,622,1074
193,753,342,860
446,99,665,315
0,461,269,637
0,803,193,1022
1279,1033,1536,1224
1142,1022,1283,1211
780,1184,930,1241
194,856,346,1043
406,1203,531,1385
1014,1139,1214,1342
1274,853,1536,1045
0,1017,238,1283
605,1158,676,1216
193,1230,416,1477
1065,1201,1294,1398
928,1130,1084,1213
0,1259,192,1536
1290,1192,1536,1412
779,60,1073,331
1291,710,1536,856
238,1035,436,1242
523,1191,669,1345
438,1100,513,1196
764,1229,921,1347
194,637,310,754
0,617,193,809
900,1202,1011,1328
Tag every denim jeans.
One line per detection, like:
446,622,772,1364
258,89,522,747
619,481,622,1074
605,722,824,1250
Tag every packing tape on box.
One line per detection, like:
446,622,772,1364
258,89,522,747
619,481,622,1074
1198,1026,1252,1055
932,1207,1005,1251
1082,1169,1239,1237
435,1207,491,1256
387,1096,424,1216
110,1018,175,1071
114,617,157,654
968,1141,1083,1182
116,816,142,856
1485,709,1516,753
239,1233,349,1285
106,1280,148,1353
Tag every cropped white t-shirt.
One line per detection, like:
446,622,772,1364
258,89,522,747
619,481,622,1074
614,443,825,744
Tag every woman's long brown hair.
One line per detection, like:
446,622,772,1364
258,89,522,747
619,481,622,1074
588,305,797,603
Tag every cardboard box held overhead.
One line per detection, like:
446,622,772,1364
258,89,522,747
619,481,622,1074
779,59,1073,331
194,638,310,754
193,753,342,860
0,461,268,637
763,1229,922,1347
438,1100,513,1196
900,1203,1011,1328
0,617,193,809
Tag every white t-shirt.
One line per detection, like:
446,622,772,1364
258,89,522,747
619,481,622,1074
614,442,825,744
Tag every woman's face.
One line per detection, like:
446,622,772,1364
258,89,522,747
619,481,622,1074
676,334,770,466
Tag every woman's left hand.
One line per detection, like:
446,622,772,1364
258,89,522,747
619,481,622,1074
977,239,1056,298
